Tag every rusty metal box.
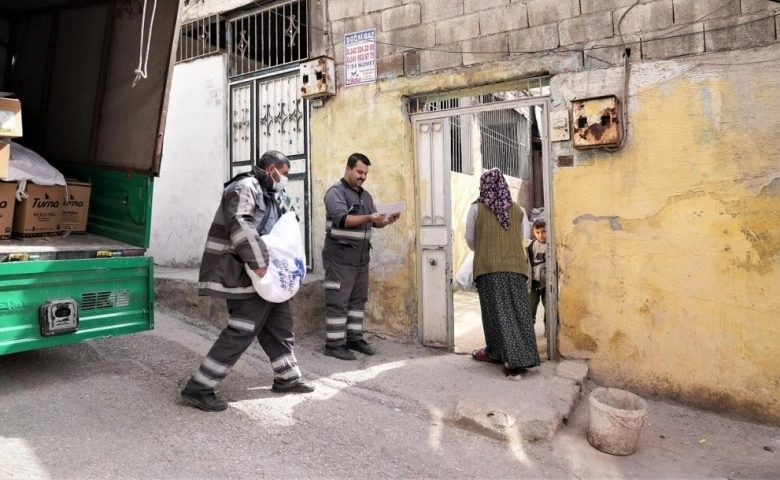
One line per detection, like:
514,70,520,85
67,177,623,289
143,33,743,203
299,57,335,99
571,95,621,149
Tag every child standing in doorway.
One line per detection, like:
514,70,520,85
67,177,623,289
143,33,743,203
527,217,547,334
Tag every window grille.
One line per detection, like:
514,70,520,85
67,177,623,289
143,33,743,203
176,14,225,63
479,108,531,179
450,114,467,174
440,107,534,179
228,0,308,78
408,77,550,115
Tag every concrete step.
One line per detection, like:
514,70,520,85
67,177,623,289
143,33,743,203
451,359,589,442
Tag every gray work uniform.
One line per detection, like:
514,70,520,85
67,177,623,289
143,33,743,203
185,167,302,396
322,179,377,348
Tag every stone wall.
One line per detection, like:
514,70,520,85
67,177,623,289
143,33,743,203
310,0,780,85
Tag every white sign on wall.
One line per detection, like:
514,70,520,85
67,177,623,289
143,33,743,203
344,29,377,87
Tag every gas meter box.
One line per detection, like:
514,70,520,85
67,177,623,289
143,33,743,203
300,57,335,99
571,95,621,149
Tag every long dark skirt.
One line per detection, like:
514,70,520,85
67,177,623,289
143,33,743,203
475,272,541,370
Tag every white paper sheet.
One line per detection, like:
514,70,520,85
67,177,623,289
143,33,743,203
376,201,405,217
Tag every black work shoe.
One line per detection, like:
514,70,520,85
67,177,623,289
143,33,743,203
181,389,228,412
324,345,357,360
271,379,316,394
345,339,375,356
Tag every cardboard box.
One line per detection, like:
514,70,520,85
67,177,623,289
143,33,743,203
61,180,91,234
0,98,22,138
0,181,16,240
0,142,9,179
12,183,64,238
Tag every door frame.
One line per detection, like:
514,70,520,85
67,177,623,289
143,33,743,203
412,96,559,360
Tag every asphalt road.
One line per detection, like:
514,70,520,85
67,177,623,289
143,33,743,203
0,308,566,479
1,307,779,479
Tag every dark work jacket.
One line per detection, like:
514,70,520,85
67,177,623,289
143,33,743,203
322,178,377,266
198,166,280,299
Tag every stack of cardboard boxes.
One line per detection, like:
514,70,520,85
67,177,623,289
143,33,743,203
0,97,91,241
0,97,22,240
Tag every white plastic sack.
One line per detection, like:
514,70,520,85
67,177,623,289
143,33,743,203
2,141,66,186
454,251,477,292
521,206,532,240
245,212,306,303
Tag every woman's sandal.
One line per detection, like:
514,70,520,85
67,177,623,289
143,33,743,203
502,365,529,377
471,348,501,363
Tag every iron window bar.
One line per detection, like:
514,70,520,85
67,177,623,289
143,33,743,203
227,0,308,78
176,14,225,64
408,77,551,115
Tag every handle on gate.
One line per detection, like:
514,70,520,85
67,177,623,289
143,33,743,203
429,258,437,266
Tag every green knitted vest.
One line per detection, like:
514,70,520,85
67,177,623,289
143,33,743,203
473,203,530,280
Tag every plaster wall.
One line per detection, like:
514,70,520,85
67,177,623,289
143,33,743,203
551,44,780,424
310,53,578,341
310,85,418,340
451,172,479,275
150,55,228,267
311,42,780,424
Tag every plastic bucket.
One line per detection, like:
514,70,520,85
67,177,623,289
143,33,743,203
587,387,648,456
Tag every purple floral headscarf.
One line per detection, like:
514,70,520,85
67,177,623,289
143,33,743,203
477,168,512,230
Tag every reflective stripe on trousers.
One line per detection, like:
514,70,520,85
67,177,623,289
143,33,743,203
323,259,369,348
185,295,301,395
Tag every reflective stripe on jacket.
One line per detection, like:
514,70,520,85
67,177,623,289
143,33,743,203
322,178,376,266
198,166,278,299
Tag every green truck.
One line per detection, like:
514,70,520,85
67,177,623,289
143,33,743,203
0,0,182,355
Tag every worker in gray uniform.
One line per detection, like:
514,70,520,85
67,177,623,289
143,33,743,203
180,150,315,412
322,153,400,360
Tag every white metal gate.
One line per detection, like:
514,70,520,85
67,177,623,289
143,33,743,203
415,119,454,348
225,0,312,268
229,71,312,268
224,0,312,267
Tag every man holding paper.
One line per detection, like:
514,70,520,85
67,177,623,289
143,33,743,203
322,153,401,360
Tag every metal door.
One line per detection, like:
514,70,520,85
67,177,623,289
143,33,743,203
415,119,453,348
228,70,313,268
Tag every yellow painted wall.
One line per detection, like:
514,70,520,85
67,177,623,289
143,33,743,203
310,46,780,424
310,57,569,340
451,172,479,274
554,61,780,424
310,85,418,340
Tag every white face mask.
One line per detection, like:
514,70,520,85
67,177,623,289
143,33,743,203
271,174,288,192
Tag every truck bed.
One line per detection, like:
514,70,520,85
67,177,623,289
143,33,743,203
0,233,144,261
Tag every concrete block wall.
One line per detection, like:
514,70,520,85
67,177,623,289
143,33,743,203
311,0,780,86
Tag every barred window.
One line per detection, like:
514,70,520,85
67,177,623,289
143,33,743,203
176,14,226,63
228,0,308,78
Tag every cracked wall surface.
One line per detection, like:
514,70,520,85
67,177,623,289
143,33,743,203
308,33,780,423
553,45,780,424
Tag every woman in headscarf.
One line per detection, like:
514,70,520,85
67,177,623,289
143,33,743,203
465,168,541,377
